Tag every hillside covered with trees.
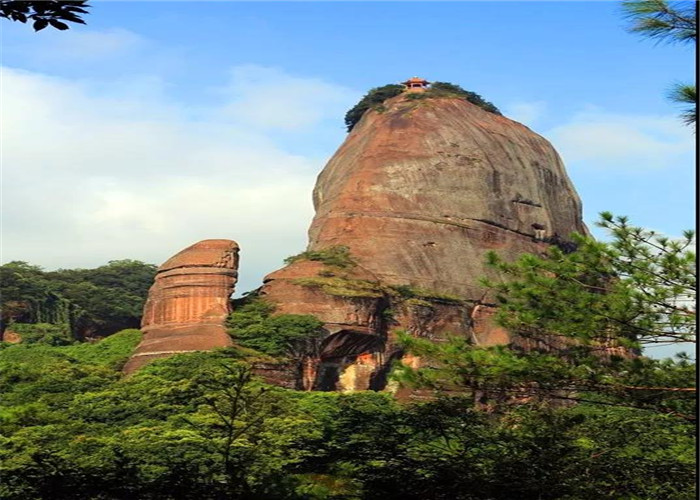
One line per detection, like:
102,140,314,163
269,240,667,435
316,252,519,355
0,215,695,499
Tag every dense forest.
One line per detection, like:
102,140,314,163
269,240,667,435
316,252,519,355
0,260,156,342
0,215,695,499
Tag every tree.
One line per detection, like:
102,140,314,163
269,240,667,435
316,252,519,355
668,82,697,125
422,82,501,115
344,84,405,132
622,0,697,126
488,212,695,350
0,1,90,31
398,214,696,420
0,260,157,340
344,81,502,132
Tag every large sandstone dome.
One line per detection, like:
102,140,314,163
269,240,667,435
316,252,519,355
127,87,589,392
307,94,587,297
257,91,589,391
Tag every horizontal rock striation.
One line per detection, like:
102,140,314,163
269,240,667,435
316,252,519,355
123,239,239,373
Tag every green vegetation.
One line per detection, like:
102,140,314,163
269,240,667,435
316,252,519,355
226,299,325,358
405,81,502,116
388,284,464,304
344,81,501,132
622,0,696,126
292,276,385,299
0,333,694,499
7,322,74,346
0,1,90,31
399,214,696,420
285,245,356,269
344,84,405,131
292,276,464,304
1,260,157,340
0,220,696,498
285,246,464,304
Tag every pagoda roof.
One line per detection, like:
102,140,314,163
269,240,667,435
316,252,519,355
402,76,429,85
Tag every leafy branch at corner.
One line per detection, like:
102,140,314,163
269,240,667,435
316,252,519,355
0,1,89,31
622,0,697,126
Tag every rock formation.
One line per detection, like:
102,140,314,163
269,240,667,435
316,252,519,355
126,86,589,392
258,92,588,391
123,239,239,373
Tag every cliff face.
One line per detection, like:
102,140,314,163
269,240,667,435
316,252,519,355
309,95,586,296
259,94,587,391
123,239,239,373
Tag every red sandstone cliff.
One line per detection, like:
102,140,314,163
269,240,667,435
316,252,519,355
258,94,588,391
124,239,238,373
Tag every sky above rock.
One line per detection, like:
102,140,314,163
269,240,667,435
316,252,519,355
1,1,695,356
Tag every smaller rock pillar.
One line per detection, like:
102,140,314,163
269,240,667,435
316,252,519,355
123,239,239,373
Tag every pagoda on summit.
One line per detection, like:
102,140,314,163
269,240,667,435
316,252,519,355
402,76,429,92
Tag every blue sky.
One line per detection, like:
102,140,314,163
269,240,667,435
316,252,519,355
1,1,695,354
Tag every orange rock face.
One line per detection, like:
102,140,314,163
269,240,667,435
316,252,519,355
258,94,588,391
309,95,587,295
123,239,239,373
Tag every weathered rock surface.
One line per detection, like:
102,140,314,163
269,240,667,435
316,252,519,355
309,95,587,295
258,94,588,392
124,239,239,373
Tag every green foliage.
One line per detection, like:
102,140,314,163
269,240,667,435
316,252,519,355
0,261,77,333
485,214,696,351
0,333,695,499
61,328,143,370
412,81,502,115
45,259,158,337
226,299,325,358
398,214,696,420
293,276,385,299
0,346,327,499
9,323,74,346
344,84,405,131
285,245,356,269
357,399,695,500
344,81,502,132
0,329,141,433
668,83,697,125
0,1,90,31
388,284,464,304
0,259,157,339
622,0,696,126
622,0,696,44
0,223,694,498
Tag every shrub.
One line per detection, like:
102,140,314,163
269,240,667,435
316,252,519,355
343,81,501,133
284,245,356,269
344,84,405,131
417,81,502,115
226,300,324,357
292,276,384,299
388,284,463,304
9,322,74,346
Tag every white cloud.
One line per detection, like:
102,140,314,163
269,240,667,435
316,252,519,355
545,108,694,170
504,101,546,126
1,65,355,293
3,27,146,63
217,65,358,131
49,28,146,59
